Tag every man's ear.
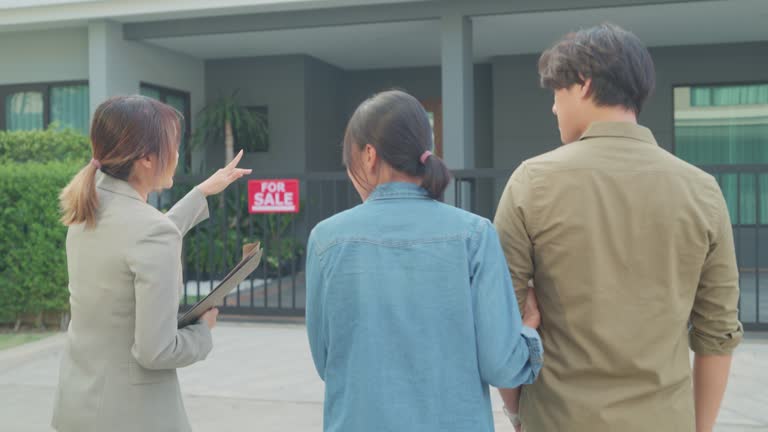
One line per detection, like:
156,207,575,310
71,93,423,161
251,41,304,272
579,76,593,100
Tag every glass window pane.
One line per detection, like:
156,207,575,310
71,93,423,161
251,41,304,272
713,85,768,106
139,85,161,100
761,174,768,225
740,174,757,225
690,87,712,106
679,84,768,326
140,84,192,173
164,94,186,112
674,84,768,226
165,94,189,173
5,91,44,131
716,174,738,224
51,84,89,135
236,106,269,153
690,84,768,106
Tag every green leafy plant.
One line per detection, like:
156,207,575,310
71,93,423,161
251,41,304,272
176,188,305,279
192,91,268,167
0,127,89,329
0,125,90,164
256,212,305,277
0,162,78,329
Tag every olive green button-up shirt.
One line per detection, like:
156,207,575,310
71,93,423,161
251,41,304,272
494,121,743,432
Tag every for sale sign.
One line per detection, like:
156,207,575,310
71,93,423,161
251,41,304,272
248,179,300,214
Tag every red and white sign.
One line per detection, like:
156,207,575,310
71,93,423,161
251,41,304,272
248,179,300,214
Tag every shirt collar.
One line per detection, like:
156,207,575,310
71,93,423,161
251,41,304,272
366,182,429,202
96,171,145,202
578,121,658,146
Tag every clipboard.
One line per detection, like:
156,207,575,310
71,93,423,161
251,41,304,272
178,242,263,328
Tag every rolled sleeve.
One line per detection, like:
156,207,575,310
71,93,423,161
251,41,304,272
689,184,744,355
521,325,544,371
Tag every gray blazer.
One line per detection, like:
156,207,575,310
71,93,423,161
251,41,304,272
52,172,212,432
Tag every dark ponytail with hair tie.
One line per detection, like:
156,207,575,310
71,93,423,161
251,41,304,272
343,90,451,200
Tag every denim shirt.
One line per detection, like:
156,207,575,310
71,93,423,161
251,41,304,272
306,182,543,432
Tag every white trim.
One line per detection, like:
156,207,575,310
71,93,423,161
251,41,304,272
0,0,415,28
0,0,100,10
251,206,297,212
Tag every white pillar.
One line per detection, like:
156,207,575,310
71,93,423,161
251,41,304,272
88,20,139,119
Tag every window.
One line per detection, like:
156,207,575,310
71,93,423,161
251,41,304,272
140,83,192,173
50,84,90,134
690,84,768,107
235,106,269,153
419,99,443,157
0,82,89,134
674,84,768,224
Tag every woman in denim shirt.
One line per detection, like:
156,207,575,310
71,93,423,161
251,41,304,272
306,90,542,432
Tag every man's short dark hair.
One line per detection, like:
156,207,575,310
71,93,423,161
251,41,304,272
538,23,656,115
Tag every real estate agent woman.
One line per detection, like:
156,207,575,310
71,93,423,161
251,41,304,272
52,95,251,432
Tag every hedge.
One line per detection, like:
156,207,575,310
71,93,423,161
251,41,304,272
0,126,90,164
0,127,89,328
0,162,81,326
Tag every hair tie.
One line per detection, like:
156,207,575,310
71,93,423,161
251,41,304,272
90,158,102,169
419,150,433,165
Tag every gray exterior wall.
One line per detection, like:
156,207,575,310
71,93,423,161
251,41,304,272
204,59,494,173
491,41,768,169
88,21,205,168
0,28,88,85
340,64,494,168
491,53,557,170
304,57,344,172
205,55,307,174
89,21,204,116
645,41,768,153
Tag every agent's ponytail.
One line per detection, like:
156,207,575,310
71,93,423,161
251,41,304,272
59,95,183,229
60,161,100,228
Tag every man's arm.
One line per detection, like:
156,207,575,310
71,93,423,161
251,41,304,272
690,182,744,432
494,164,538,427
498,286,541,431
494,163,535,313
693,355,732,432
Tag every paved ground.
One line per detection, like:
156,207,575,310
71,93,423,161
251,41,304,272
1,322,766,431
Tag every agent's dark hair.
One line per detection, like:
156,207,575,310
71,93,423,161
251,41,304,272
538,23,656,115
60,95,181,228
342,90,450,200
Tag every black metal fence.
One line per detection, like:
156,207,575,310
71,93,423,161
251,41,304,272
154,172,359,317
159,166,767,328
703,164,768,330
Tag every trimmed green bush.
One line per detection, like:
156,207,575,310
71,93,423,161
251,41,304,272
0,162,80,326
0,127,89,327
0,126,90,164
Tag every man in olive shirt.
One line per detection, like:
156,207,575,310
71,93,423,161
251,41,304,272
495,24,743,432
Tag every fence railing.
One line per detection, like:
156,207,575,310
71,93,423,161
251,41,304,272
159,165,767,328
153,172,356,317
701,164,768,330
